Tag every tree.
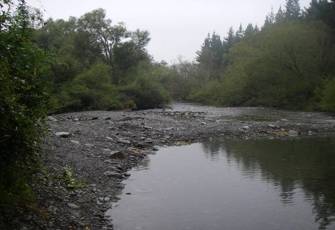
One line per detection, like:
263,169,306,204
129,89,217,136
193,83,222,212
305,0,335,29
276,6,286,23
196,32,225,80
225,27,236,48
0,0,48,212
244,24,257,37
285,0,301,19
77,9,127,65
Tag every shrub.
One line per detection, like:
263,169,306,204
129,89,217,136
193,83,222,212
0,0,48,210
320,78,335,112
55,63,122,112
121,76,170,110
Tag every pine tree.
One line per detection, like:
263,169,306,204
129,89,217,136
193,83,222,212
244,24,255,37
225,27,235,48
275,6,286,23
264,8,276,28
285,0,301,19
235,24,244,41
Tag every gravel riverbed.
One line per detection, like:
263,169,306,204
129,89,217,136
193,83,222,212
11,103,335,229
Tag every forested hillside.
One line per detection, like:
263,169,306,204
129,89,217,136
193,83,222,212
166,0,335,112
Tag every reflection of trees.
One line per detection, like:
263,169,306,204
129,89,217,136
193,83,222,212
201,138,335,229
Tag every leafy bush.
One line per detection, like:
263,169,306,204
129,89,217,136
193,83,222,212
121,76,170,110
55,63,122,112
0,0,48,208
320,78,335,112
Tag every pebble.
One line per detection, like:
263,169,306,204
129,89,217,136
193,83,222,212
47,116,58,122
70,140,80,145
117,138,131,144
288,130,299,137
67,203,80,209
55,132,71,138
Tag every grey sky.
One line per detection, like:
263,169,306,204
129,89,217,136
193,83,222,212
27,0,311,63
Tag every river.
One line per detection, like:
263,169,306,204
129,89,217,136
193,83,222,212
108,137,335,230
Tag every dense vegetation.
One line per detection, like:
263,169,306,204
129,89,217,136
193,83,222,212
1,0,335,226
34,9,170,112
167,0,335,112
0,0,48,214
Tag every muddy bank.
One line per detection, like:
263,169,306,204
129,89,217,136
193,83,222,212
15,103,335,229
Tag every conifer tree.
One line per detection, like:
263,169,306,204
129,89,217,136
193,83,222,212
285,0,301,19
275,6,286,23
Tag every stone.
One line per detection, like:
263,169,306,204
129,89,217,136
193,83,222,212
55,132,71,138
103,171,123,179
110,151,127,159
67,203,80,209
288,130,298,137
117,138,131,144
47,116,58,122
242,126,250,130
70,140,80,145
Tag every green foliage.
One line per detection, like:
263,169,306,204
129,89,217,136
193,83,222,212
120,63,171,109
219,21,335,108
320,78,335,112
63,166,86,190
34,9,169,112
55,63,121,112
0,0,47,208
168,1,335,111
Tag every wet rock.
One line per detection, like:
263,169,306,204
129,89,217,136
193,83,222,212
103,171,123,179
144,138,153,143
152,146,159,151
110,151,127,159
55,132,71,138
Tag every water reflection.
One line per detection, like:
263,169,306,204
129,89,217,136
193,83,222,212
202,138,335,229
111,138,335,230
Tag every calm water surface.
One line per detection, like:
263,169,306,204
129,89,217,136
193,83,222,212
108,138,335,230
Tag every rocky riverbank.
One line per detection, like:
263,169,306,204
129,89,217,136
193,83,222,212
12,103,335,229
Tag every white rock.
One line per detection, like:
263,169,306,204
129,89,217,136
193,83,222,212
55,132,71,138
70,140,80,145
47,116,58,122
67,203,79,209
288,130,298,137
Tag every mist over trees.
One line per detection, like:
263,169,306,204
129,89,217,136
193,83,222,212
167,0,335,112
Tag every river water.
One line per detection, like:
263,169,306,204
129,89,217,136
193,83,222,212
108,137,335,230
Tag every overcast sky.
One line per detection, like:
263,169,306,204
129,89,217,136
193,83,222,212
27,0,311,63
